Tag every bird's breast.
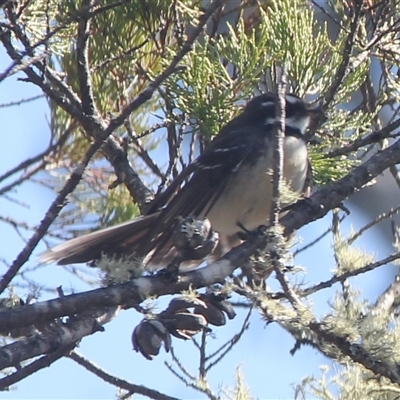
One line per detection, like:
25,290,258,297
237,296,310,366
206,135,308,234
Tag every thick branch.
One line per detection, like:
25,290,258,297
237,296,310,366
0,307,116,372
0,232,266,333
2,136,400,330
308,320,400,385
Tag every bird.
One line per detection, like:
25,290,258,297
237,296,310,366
40,92,321,270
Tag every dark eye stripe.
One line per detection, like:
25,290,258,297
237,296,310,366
286,102,306,117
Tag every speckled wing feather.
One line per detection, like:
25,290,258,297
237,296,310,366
138,123,270,260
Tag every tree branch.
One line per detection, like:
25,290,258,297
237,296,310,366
297,251,400,298
0,135,115,293
68,351,180,400
322,0,363,108
0,231,267,333
105,0,226,135
281,138,400,235
76,0,97,117
0,344,74,390
270,70,286,225
326,117,400,159
0,307,117,372
308,320,400,385
2,133,400,330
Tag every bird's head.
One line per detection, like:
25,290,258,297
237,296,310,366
244,92,323,135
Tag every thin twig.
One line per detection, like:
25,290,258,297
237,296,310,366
0,345,74,390
0,133,113,294
298,251,400,298
76,0,97,117
293,214,346,256
125,121,164,179
0,94,44,108
0,51,48,82
0,26,83,117
168,346,196,381
205,307,252,374
91,23,164,72
0,161,46,196
0,216,34,242
326,118,400,158
165,353,219,400
0,125,72,184
270,70,306,310
68,351,180,400
348,205,400,245
105,0,226,135
323,0,364,108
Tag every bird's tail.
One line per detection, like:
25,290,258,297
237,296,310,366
40,213,242,270
39,214,159,266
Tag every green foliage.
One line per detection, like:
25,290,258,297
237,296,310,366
12,0,384,223
163,14,275,138
164,0,339,138
310,149,357,187
18,0,76,55
264,0,334,94
42,0,180,224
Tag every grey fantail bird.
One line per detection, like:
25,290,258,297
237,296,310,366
40,93,321,270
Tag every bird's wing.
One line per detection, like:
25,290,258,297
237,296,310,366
139,125,266,257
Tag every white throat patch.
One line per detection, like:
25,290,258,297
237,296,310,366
286,115,310,135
